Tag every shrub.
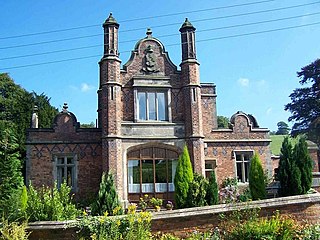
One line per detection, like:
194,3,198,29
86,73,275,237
219,177,239,203
0,125,24,220
26,182,80,221
293,137,313,194
91,172,123,216
206,171,219,205
249,153,266,200
174,145,193,209
187,173,208,207
225,211,300,240
0,220,29,240
75,211,152,240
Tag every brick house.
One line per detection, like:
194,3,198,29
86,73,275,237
26,14,272,204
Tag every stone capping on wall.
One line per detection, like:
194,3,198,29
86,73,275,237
27,193,320,239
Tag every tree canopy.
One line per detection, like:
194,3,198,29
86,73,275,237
285,59,320,145
275,121,290,135
0,73,58,154
217,115,230,128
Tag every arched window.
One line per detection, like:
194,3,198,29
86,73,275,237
127,146,178,194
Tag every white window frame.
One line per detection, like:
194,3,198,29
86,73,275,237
233,150,254,183
134,88,171,122
53,154,78,192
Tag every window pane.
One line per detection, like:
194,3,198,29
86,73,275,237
148,92,156,120
57,157,64,164
236,162,242,182
67,167,73,186
128,160,140,193
57,166,63,188
142,160,154,192
168,160,178,183
157,92,166,120
244,162,249,182
138,92,146,120
155,160,167,183
67,157,73,164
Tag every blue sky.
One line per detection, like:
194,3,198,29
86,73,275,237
1,0,320,131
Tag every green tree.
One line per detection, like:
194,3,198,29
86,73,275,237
80,122,95,128
205,171,219,205
277,137,302,196
0,73,58,155
0,122,24,218
174,145,194,209
275,121,290,135
217,115,230,128
187,173,208,207
249,153,266,200
293,137,313,194
285,59,320,146
91,172,123,216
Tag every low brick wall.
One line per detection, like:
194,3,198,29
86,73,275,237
151,193,320,235
27,193,320,239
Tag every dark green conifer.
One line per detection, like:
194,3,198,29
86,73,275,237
249,153,266,200
205,171,219,205
174,145,194,209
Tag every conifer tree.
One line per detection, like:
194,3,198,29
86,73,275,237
293,137,313,194
278,137,302,196
205,171,219,205
91,171,123,216
249,153,266,200
187,173,208,207
174,145,194,209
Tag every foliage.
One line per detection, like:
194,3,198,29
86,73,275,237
174,145,194,209
75,211,152,240
186,173,208,207
285,59,320,146
277,137,302,196
293,137,313,194
150,197,163,210
206,171,219,205
139,194,149,211
80,122,96,128
277,136,313,196
0,73,58,155
248,153,266,200
0,123,24,220
91,172,123,216
276,121,290,135
225,212,302,240
300,224,320,240
217,116,230,128
0,220,29,240
26,182,80,221
219,178,239,203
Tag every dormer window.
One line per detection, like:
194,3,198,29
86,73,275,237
137,90,168,121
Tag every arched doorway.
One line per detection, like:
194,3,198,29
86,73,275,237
127,144,179,202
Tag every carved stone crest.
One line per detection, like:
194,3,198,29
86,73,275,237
142,45,159,73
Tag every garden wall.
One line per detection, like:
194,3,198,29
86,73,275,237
27,193,320,240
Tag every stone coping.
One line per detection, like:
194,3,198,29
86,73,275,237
27,193,320,230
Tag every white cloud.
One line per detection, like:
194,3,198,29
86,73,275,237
238,78,250,87
266,107,272,115
80,83,94,92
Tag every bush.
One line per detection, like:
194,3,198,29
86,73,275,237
206,171,219,205
187,173,208,207
75,211,152,240
91,172,123,216
293,137,313,194
249,153,266,200
26,182,80,221
219,178,239,203
0,220,29,240
174,145,193,209
225,212,301,240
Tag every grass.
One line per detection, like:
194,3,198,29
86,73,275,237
270,135,298,155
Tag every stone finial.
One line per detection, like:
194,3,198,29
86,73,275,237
62,103,68,113
31,105,39,128
103,12,119,26
146,28,152,38
179,18,196,32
